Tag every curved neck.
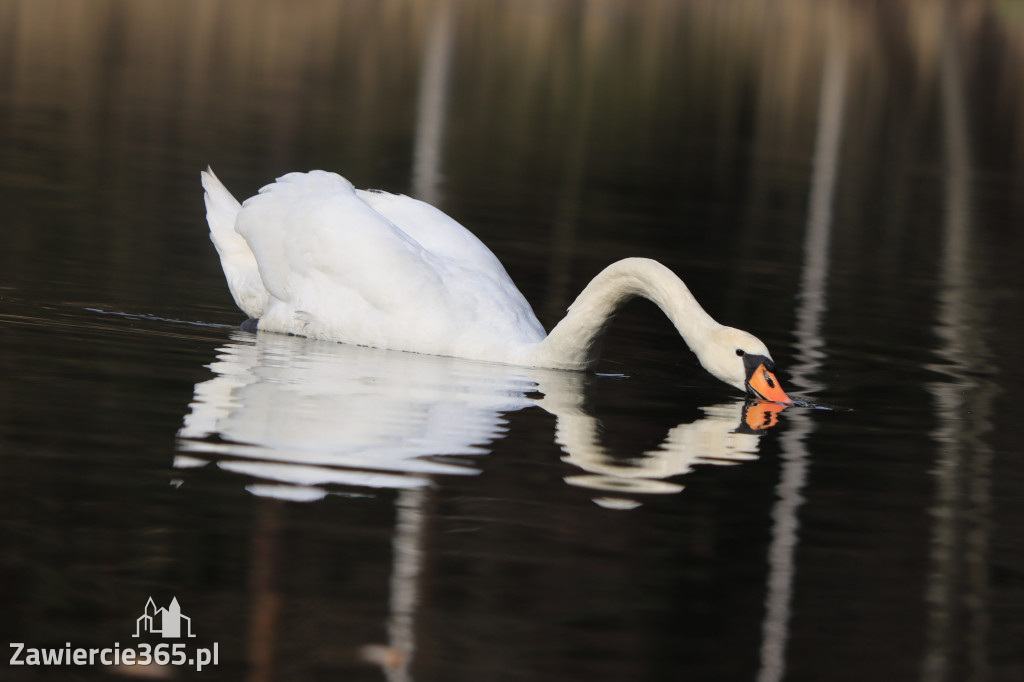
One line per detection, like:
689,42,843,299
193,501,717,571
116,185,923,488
529,258,720,370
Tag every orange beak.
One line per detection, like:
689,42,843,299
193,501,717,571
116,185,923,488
743,401,788,431
746,363,792,404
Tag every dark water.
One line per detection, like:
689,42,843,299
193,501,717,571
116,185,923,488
3,1,1024,680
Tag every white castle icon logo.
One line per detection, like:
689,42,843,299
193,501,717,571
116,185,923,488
132,597,196,638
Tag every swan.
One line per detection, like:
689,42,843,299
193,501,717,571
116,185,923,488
201,168,791,403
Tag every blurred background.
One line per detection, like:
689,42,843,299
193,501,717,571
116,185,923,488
2,1,1023,680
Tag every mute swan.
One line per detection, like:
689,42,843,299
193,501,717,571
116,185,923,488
201,168,791,403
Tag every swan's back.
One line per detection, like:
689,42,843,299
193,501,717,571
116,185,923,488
213,170,545,361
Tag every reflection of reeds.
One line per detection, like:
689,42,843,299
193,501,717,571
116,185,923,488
2,0,1021,311
4,0,1021,161
3,0,1017,225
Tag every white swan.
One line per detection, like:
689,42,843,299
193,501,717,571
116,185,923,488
201,168,791,402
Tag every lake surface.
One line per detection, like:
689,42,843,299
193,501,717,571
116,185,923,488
2,1,1024,680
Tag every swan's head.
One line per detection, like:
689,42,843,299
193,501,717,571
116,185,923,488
697,327,792,403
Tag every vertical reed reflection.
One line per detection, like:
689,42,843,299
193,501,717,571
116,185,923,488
758,11,848,682
411,0,455,205
384,488,429,682
248,499,282,682
922,7,996,681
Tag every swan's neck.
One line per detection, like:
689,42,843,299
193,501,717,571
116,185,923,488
530,258,720,370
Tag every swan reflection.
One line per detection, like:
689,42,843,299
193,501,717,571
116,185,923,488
176,332,787,506
177,331,533,499
546,396,786,509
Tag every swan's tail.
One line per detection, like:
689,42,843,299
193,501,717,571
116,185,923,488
202,166,245,258
201,167,269,319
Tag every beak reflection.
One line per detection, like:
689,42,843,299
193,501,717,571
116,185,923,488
742,400,789,431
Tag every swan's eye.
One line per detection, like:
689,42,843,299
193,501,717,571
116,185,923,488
736,349,745,357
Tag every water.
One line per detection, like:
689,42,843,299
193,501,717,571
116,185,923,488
2,1,1024,680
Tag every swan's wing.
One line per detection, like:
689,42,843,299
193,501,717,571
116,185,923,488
355,189,546,337
234,171,545,351
201,168,270,318
355,190,506,274
236,171,439,311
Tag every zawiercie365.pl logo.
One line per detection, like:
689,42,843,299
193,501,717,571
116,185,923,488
10,597,219,672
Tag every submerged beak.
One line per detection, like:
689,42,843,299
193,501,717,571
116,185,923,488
745,363,792,404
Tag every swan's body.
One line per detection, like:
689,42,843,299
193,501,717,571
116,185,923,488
202,168,790,401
